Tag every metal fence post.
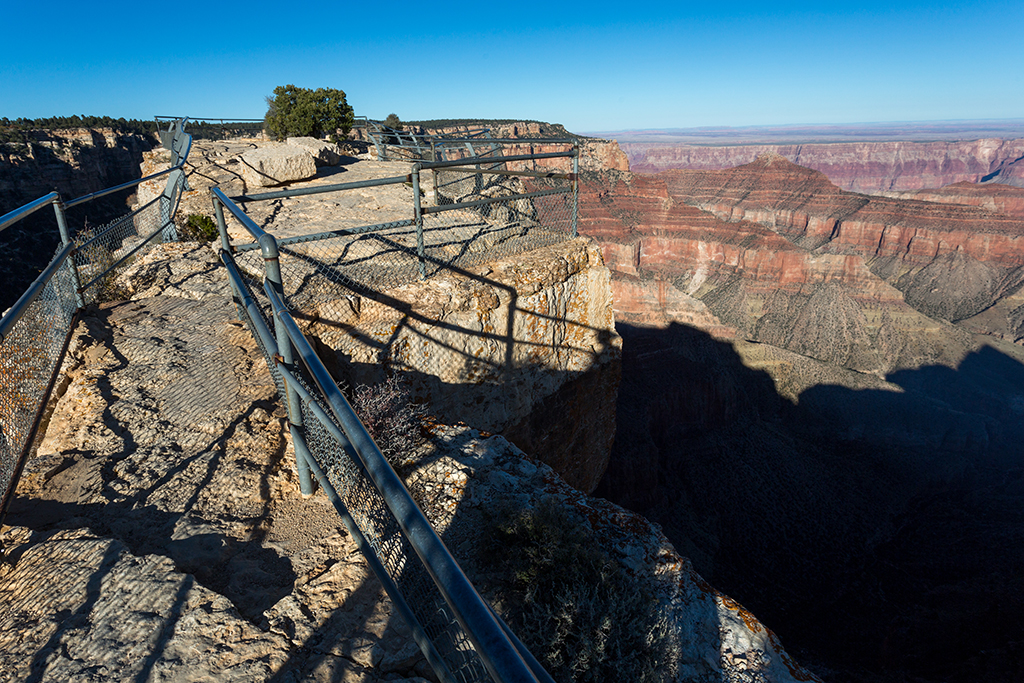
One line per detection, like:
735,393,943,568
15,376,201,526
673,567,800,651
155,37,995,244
412,164,426,280
52,198,85,309
260,234,315,496
571,145,580,238
212,195,232,253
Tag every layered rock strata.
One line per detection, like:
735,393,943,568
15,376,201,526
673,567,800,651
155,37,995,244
301,237,622,494
623,138,1024,192
577,168,975,376
880,181,1024,219
661,155,1024,333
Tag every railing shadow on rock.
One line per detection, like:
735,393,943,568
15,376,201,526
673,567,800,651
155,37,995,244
0,117,193,530
211,144,587,683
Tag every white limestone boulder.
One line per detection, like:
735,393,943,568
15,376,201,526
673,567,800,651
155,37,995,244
238,145,316,187
286,136,343,165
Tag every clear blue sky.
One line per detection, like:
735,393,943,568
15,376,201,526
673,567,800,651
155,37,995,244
3,0,1021,133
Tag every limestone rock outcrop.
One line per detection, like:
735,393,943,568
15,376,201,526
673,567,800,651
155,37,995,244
238,145,317,187
2,243,432,682
623,138,1024,192
287,136,344,166
406,424,820,683
0,127,157,310
302,237,622,494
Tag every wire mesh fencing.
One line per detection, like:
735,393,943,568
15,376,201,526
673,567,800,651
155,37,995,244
213,144,580,683
74,178,184,305
0,250,80,515
228,270,493,682
0,119,192,523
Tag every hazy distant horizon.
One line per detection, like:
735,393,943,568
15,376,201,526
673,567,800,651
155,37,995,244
583,118,1024,144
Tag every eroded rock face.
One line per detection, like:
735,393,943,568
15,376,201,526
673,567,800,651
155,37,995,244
2,243,431,682
880,181,1024,219
577,168,974,376
302,237,622,494
661,155,1024,328
624,138,1024,192
404,424,820,683
0,127,157,310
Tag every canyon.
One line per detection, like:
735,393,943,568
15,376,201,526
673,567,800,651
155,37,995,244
7,121,1024,682
577,144,1024,682
623,138,1024,193
0,127,157,310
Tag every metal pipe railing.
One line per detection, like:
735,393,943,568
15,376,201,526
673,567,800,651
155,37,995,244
420,149,575,170
0,242,75,344
0,192,60,234
64,166,180,208
262,280,542,683
231,175,409,203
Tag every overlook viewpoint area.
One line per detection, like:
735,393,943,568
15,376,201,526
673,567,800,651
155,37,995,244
0,122,813,682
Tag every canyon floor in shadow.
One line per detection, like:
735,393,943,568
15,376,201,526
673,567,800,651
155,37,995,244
596,322,1024,683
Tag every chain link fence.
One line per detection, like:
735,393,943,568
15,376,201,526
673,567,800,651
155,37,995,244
0,119,192,524
223,264,497,682
0,247,79,516
214,143,578,682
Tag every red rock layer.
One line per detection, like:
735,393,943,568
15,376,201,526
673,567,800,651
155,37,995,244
576,170,966,374
623,139,1024,193
661,155,1024,270
880,182,1024,219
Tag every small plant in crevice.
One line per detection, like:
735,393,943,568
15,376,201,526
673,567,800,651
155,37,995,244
349,375,426,470
182,213,219,243
478,498,678,683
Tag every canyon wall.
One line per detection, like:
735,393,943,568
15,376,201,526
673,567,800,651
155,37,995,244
0,127,157,213
0,128,157,310
623,138,1024,192
579,154,1024,682
302,237,622,494
879,181,1024,219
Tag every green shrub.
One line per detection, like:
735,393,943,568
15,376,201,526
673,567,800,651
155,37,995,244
264,85,354,143
479,499,677,682
183,214,219,243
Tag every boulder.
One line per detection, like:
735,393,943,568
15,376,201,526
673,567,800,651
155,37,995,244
238,145,316,187
286,136,343,166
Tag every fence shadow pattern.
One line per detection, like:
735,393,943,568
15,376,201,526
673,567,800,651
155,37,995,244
0,119,192,524
214,144,579,683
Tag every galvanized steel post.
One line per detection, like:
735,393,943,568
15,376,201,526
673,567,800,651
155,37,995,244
52,198,85,309
260,233,315,496
571,145,580,238
412,164,426,280
212,195,232,253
